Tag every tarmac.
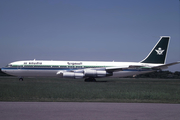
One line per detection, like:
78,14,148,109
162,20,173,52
0,102,180,120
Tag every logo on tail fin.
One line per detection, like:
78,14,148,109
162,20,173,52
140,36,170,64
155,48,164,55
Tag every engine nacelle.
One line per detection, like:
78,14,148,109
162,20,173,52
84,69,112,78
57,71,84,79
57,70,112,79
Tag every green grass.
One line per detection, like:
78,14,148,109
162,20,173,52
0,77,180,103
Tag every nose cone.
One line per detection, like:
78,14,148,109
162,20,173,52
1,68,7,75
1,68,5,72
1,68,14,76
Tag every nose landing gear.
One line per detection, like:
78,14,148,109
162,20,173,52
19,78,23,81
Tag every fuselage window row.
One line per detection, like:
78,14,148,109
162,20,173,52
8,65,106,69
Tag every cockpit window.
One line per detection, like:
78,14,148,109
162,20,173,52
6,64,12,67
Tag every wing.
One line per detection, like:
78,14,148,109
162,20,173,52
57,61,180,79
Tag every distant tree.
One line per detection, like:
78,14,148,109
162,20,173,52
174,71,180,76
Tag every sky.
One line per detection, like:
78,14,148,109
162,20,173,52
0,0,180,72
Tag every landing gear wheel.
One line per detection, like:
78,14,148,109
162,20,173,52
19,78,23,81
84,77,96,82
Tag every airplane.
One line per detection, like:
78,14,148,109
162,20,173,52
1,36,180,82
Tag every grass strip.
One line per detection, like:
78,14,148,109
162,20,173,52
0,77,180,103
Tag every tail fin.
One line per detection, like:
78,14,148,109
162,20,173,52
140,36,170,64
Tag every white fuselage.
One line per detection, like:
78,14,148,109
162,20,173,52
2,60,162,78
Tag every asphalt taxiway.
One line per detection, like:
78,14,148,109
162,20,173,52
0,102,180,120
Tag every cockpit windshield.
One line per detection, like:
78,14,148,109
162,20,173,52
6,64,12,67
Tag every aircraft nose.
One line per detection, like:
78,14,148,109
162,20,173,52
1,68,6,73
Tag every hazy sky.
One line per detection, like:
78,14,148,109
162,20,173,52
1,0,180,72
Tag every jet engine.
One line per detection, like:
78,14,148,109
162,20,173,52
57,71,84,79
84,69,112,77
57,70,112,79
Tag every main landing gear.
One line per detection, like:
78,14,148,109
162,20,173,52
84,77,96,82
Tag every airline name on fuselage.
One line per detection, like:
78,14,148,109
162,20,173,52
67,62,82,65
24,62,42,65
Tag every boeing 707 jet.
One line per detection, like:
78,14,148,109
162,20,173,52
2,36,180,81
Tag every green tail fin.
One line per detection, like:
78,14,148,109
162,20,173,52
140,36,170,64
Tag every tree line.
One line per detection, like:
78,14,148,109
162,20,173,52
134,70,180,79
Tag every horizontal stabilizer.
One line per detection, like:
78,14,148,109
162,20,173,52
152,61,180,70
